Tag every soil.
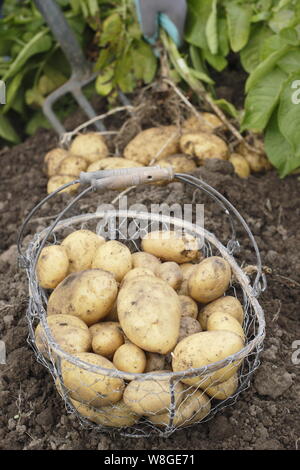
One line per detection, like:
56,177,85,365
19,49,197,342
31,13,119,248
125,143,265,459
0,124,299,451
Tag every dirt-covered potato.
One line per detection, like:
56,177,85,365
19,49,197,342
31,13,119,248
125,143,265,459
123,372,184,416
37,245,69,289
177,263,197,295
124,126,180,165
70,398,139,427
177,316,202,343
56,154,88,177
205,373,238,400
144,352,165,373
61,230,105,273
178,295,198,319
142,230,200,264
180,132,228,164
91,240,132,282
122,267,155,285
35,314,91,356
188,256,231,303
44,148,69,177
183,113,223,134
236,143,272,172
198,296,244,330
87,157,143,172
229,153,250,179
155,262,183,289
113,342,146,374
61,352,124,407
47,175,79,194
207,312,245,341
90,322,124,358
131,251,161,272
172,330,244,387
117,275,181,354
47,269,118,326
158,154,197,172
70,133,109,163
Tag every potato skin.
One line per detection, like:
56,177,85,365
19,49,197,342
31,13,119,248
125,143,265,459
44,148,69,177
92,240,132,282
178,295,198,319
229,153,250,179
142,230,200,264
205,373,238,400
177,316,202,343
207,312,245,341
122,267,155,285
113,343,146,374
144,352,165,373
188,256,231,303
180,132,228,163
198,296,244,330
70,398,139,427
117,276,181,354
158,154,197,173
47,175,79,194
61,230,105,273
57,155,88,177
91,322,124,358
37,245,69,289
172,330,244,387
155,262,183,289
47,269,118,326
131,252,161,272
87,157,143,172
177,263,197,295
70,133,109,163
183,113,223,134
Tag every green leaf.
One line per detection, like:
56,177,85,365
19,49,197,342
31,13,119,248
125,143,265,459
218,17,229,57
241,68,287,132
25,111,52,135
269,9,294,33
278,73,300,156
0,114,20,143
203,48,227,71
185,0,213,49
100,13,123,47
205,0,218,55
1,71,24,113
213,98,239,119
277,50,300,73
189,67,214,85
279,27,300,46
225,3,252,52
240,25,272,73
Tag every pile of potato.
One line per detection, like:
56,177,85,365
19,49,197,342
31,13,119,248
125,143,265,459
43,113,271,193
35,229,246,429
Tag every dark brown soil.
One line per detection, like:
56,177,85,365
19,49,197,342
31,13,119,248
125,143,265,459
0,127,299,451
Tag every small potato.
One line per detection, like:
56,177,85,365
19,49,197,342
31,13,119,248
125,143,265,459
47,269,118,326
177,263,197,295
124,126,180,165
131,252,161,272
229,153,250,179
141,230,200,264
91,322,124,358
70,133,109,163
57,154,88,177
158,154,197,173
44,148,69,176
61,229,105,273
155,262,183,289
198,296,244,330
183,113,223,134
180,132,228,163
61,352,124,407
207,312,245,341
47,175,79,194
144,352,165,373
113,343,146,374
122,267,155,285
188,256,231,303
37,245,69,289
179,295,198,319
177,316,202,343
236,143,272,172
70,398,139,427
87,157,143,172
92,240,132,282
205,373,238,400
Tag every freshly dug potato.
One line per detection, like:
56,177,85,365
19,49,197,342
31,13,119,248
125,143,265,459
37,245,69,289
113,342,146,374
123,372,184,416
207,312,245,341
35,314,91,356
188,256,231,303
87,157,143,172
183,113,223,134
148,389,211,427
198,296,244,330
61,230,105,273
44,148,69,177
90,322,124,358
178,295,198,319
70,398,139,427
205,373,238,400
144,352,165,373
61,352,124,407
141,230,200,264
177,263,197,295
236,143,272,172
92,240,132,282
177,316,202,343
172,330,244,387
229,153,250,179
180,132,228,163
117,275,181,354
158,154,197,172
70,133,109,163
155,262,183,289
122,267,155,285
57,155,88,177
131,251,161,272
47,175,79,194
124,126,180,165
47,269,118,326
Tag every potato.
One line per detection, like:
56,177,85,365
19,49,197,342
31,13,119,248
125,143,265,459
180,132,228,163
44,148,69,177
122,267,155,285
70,398,139,427
177,263,197,295
141,230,200,264
91,322,124,358
37,245,69,289
47,269,118,326
188,256,231,303
61,230,105,273
158,154,197,172
92,240,132,282
155,262,183,289
207,312,245,341
177,316,202,343
229,153,250,179
205,373,238,400
117,275,181,354
124,126,180,165
104,301,119,322
113,343,146,374
70,133,109,163
123,372,184,416
198,296,244,330
236,143,272,172
183,113,223,133
57,154,88,177
178,295,198,319
144,352,165,373
35,314,91,356
61,352,124,407
87,157,143,172
131,252,161,272
47,175,79,194
148,389,211,427
172,330,244,387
